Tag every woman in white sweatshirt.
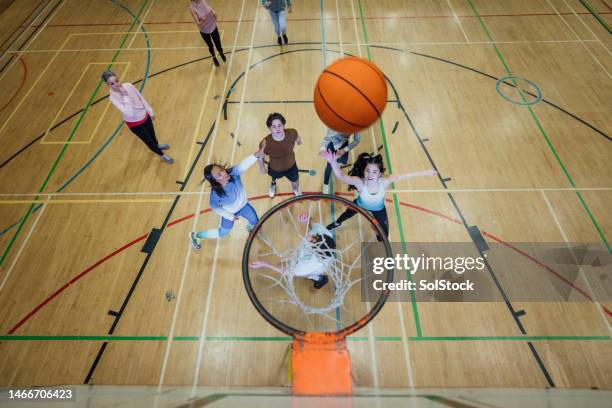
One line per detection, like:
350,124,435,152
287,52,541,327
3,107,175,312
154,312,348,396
102,70,174,164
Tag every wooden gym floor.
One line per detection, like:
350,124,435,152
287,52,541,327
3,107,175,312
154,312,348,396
0,0,610,390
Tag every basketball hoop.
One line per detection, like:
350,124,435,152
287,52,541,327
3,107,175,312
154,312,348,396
242,194,393,395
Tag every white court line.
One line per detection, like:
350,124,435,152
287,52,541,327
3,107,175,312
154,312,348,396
349,0,416,392
445,0,470,42
560,0,612,57
190,4,260,395
153,0,249,402
127,0,156,49
540,191,612,336
0,0,62,83
335,0,380,389
0,186,610,198
0,196,50,293
5,39,602,54
545,0,611,79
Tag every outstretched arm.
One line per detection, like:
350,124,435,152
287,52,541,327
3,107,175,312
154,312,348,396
320,150,363,189
250,260,282,274
385,169,437,185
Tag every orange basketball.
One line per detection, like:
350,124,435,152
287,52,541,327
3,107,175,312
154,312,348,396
314,57,387,133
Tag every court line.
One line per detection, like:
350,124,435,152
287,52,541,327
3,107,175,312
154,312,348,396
39,62,130,144
577,0,612,34
0,35,70,140
1,335,609,341
23,11,612,27
7,193,610,337
0,0,151,268
0,0,55,77
0,0,47,51
545,0,611,79
0,57,28,113
335,0,380,390
153,0,249,397
540,191,612,336
444,0,470,42
564,0,612,55
190,2,259,396
127,0,155,49
351,0,416,391
356,0,422,338
0,196,49,293
6,39,603,53
466,0,611,256
0,198,173,204
0,186,610,198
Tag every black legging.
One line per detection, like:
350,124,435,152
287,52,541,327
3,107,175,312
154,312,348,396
128,116,163,156
336,200,389,237
200,28,223,57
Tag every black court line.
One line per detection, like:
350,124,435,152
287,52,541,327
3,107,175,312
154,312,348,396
384,71,556,387
83,121,217,384
1,43,609,172
578,0,612,34
0,0,63,75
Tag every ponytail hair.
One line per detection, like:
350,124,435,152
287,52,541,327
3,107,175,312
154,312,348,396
347,153,385,191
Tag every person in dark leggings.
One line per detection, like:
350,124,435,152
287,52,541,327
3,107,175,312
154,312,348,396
102,70,174,164
320,128,361,194
320,151,437,238
190,0,225,66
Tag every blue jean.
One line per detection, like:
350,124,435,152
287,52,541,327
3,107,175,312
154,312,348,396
268,9,286,36
196,203,258,239
323,141,349,185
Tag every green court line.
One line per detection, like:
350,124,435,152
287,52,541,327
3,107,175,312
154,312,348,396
356,0,422,338
578,0,612,34
0,0,150,267
465,0,611,255
0,335,608,341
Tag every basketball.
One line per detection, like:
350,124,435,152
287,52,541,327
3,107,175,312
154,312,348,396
313,57,388,133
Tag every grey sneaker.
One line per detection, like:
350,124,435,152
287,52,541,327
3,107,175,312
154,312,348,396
322,184,329,194
161,154,174,164
158,144,170,150
190,232,201,250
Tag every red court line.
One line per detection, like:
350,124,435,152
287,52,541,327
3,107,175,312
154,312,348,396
0,57,28,113
22,11,612,28
8,193,610,334
0,0,47,51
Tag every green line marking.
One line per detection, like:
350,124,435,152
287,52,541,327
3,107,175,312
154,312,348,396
0,335,608,341
465,0,611,255
0,0,150,267
357,0,422,337
578,0,612,34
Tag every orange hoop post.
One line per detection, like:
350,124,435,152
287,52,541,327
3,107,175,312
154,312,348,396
291,333,352,396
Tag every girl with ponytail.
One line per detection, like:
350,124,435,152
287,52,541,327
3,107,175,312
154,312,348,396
320,150,437,237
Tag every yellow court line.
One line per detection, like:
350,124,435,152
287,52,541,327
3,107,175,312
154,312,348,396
0,35,71,139
0,198,173,205
181,57,217,180
39,62,130,145
70,30,202,36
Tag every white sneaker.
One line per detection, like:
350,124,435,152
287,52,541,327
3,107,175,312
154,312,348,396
293,189,301,197
268,182,276,198
158,144,170,150
322,184,329,194
161,154,174,164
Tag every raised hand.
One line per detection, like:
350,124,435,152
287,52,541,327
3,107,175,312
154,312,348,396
250,260,269,269
319,149,336,164
255,139,266,158
298,213,309,224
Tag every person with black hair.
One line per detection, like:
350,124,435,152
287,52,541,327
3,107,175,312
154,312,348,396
321,150,437,237
320,128,362,194
249,213,334,289
257,112,302,198
102,70,174,164
189,142,266,250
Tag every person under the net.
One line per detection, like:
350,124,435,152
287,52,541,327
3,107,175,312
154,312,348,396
189,142,266,250
250,214,335,289
321,150,437,237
